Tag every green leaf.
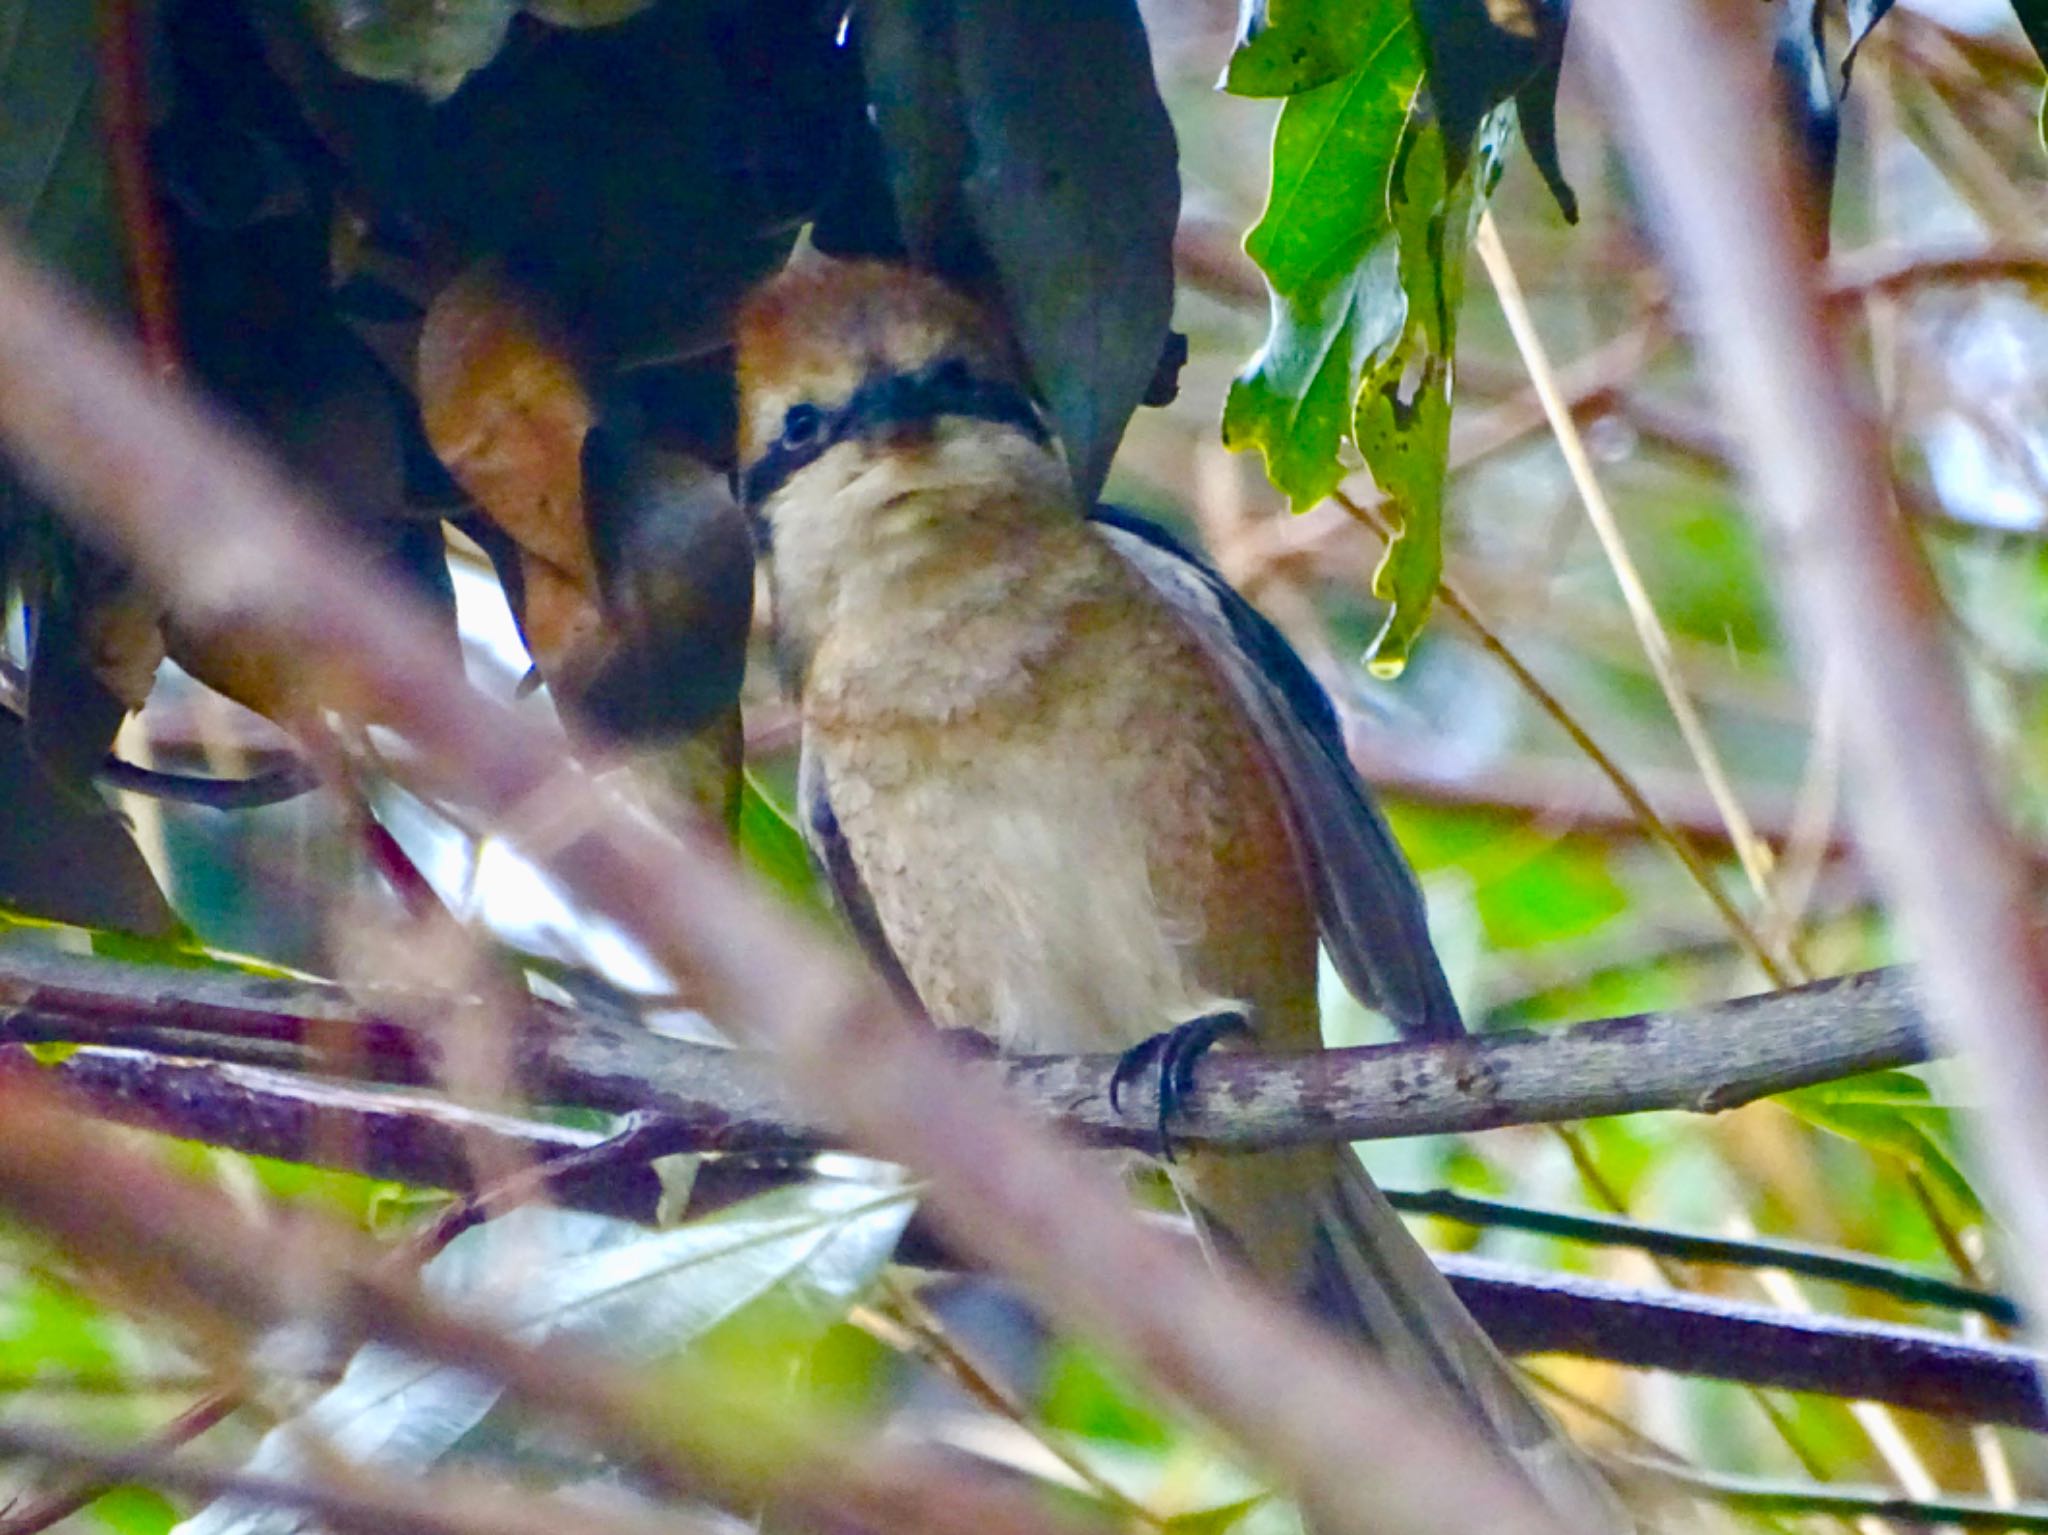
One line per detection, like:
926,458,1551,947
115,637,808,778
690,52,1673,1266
1221,17,1420,507
1222,249,1403,510
91,1486,180,1535
1222,0,1394,98
1354,105,1506,674
739,772,826,915
954,0,1180,506
302,0,519,101
859,0,1179,505
0,0,121,304
1225,8,1511,673
1782,1069,1981,1218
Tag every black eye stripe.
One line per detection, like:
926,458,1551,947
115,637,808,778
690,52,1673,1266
741,359,1050,510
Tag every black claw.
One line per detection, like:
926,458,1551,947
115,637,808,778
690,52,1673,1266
1110,1010,1250,1161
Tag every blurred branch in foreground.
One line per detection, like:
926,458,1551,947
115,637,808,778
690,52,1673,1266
0,945,1931,1152
19,1037,2045,1435
1579,0,2048,1343
0,1073,1077,1535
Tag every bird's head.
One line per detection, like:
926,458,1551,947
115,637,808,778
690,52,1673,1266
732,260,1070,552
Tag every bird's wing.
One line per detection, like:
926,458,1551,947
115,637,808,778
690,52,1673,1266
797,739,925,1013
1089,507,1463,1039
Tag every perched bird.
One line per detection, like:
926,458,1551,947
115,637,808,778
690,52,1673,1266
734,258,1629,1530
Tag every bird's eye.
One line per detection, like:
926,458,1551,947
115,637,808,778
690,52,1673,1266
929,357,973,393
780,403,826,450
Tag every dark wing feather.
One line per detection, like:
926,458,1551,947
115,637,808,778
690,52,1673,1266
1089,507,1463,1039
798,741,925,1013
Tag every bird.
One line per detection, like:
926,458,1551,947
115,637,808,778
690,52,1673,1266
732,257,1631,1532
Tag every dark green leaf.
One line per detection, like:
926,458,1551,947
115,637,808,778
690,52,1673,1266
0,0,122,304
860,0,1179,505
1513,51,1575,224
0,712,179,938
2017,0,2048,62
953,0,1180,505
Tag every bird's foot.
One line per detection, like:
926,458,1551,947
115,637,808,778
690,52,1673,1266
1108,1009,1249,1161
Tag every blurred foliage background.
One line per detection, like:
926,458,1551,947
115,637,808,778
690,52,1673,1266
4,0,2048,1531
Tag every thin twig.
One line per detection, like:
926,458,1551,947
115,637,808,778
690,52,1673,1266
1475,212,1790,972
1389,1188,2018,1325
1616,1455,2048,1532
1335,488,1790,979
0,1390,238,1535
868,1279,1166,1531
0,1417,735,1535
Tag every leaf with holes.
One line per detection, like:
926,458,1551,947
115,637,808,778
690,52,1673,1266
1221,12,1420,508
1354,106,1505,674
1222,0,1390,97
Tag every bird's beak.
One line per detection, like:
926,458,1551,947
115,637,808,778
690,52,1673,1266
879,418,935,452
864,371,937,454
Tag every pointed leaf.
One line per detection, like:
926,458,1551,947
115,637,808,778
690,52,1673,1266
951,0,1180,505
0,0,122,304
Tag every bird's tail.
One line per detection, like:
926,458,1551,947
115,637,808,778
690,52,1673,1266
1307,1151,1636,1533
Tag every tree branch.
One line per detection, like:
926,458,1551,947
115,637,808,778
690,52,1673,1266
26,1041,2048,1437
1446,1256,2048,1431
0,946,1935,1153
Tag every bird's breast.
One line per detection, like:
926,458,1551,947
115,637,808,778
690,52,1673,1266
802,534,1320,1055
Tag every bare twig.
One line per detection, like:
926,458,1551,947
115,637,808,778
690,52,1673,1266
1391,1188,2018,1325
1445,1255,2048,1432
1615,1455,2048,1532
1579,0,2048,1344
1475,213,1789,959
